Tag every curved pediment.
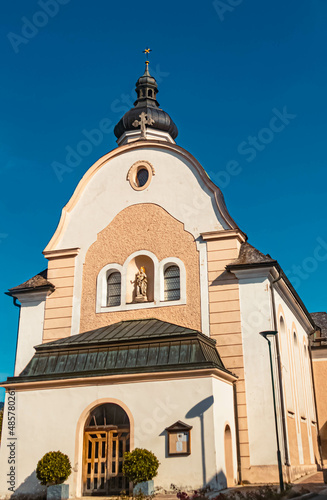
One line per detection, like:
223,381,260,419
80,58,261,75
44,140,241,254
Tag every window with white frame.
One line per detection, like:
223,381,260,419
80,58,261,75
164,265,180,301
96,253,186,313
107,271,121,307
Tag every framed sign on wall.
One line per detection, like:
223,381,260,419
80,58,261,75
165,421,192,456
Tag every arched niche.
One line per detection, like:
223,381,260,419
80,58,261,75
126,254,155,303
224,424,234,487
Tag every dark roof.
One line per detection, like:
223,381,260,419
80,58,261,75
114,63,178,141
37,319,200,349
227,242,276,268
226,243,315,330
311,312,327,337
7,270,54,295
5,319,232,384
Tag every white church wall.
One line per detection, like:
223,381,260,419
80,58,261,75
0,376,234,498
273,287,316,466
13,291,48,376
234,267,317,473
235,270,279,467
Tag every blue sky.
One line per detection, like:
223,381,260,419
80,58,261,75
1,0,327,400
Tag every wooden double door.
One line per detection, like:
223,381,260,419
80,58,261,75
83,427,130,496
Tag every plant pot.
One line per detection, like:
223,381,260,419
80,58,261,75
47,484,69,500
133,480,154,496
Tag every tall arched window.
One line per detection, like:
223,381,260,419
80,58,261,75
279,316,292,409
107,272,121,306
164,265,180,301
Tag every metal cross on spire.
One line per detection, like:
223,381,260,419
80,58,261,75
143,47,152,65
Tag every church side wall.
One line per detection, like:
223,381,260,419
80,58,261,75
236,273,280,483
274,288,318,477
234,274,318,482
206,236,252,479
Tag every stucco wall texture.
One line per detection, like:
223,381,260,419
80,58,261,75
80,203,201,332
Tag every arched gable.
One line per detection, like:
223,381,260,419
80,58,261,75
44,140,240,253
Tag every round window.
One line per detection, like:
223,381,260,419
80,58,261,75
136,168,149,187
127,161,154,191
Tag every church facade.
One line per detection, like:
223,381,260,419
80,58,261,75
0,63,322,498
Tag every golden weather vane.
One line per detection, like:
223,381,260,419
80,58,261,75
143,47,152,65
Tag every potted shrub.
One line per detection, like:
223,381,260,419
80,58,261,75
36,451,72,500
122,447,160,495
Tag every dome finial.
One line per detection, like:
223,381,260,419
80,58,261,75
143,47,152,76
143,47,152,64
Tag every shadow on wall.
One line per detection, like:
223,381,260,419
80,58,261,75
176,471,228,493
215,470,228,491
210,270,232,288
12,471,46,500
185,396,220,489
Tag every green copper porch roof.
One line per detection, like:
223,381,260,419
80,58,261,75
9,319,231,383
36,318,202,349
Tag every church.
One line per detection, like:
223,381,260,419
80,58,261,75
0,60,323,498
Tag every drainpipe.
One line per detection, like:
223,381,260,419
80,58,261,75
270,270,290,472
11,296,21,376
308,331,324,468
233,382,242,484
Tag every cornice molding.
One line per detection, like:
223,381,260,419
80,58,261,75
201,228,247,242
43,247,80,259
6,289,52,303
1,367,237,391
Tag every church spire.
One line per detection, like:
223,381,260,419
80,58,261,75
113,54,178,145
134,60,159,108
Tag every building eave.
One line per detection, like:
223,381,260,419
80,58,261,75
5,285,55,298
1,366,237,391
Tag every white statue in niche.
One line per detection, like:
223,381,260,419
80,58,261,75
133,266,148,302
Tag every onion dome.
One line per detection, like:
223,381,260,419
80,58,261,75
114,62,178,144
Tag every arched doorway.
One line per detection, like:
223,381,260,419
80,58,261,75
83,403,130,496
224,425,234,487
